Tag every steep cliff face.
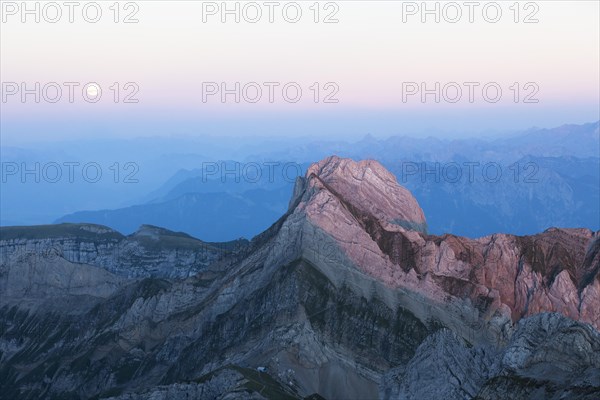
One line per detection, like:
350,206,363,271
0,156,598,399
304,157,427,234
0,223,241,280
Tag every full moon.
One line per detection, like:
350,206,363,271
86,84,99,98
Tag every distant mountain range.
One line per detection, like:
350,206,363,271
57,187,292,242
2,121,598,241
387,155,600,238
56,122,599,241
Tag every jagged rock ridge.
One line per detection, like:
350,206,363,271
293,156,599,330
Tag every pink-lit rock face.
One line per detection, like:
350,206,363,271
297,156,600,330
306,156,427,234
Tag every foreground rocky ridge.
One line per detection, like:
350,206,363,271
0,156,598,399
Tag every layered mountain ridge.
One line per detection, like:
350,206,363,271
0,223,247,281
1,156,598,399
290,156,599,331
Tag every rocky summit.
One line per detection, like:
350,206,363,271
1,156,599,399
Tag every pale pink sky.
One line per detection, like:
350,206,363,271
1,1,599,139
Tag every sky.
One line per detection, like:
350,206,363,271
1,0,599,143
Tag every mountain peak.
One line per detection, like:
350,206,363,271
304,156,427,234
